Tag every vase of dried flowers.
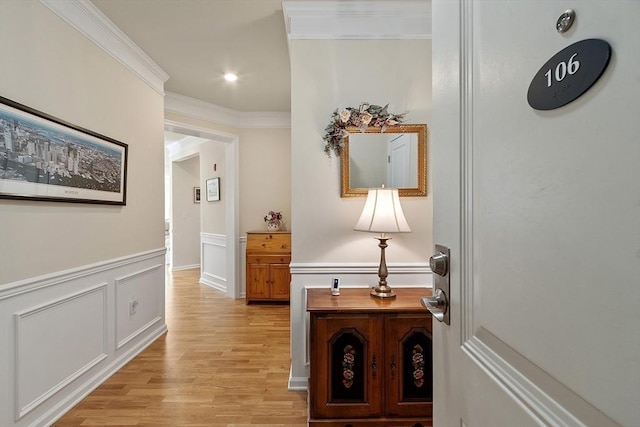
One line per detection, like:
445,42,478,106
266,222,281,231
264,210,283,231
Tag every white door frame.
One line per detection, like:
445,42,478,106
164,119,241,299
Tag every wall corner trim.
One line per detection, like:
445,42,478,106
38,0,169,95
0,248,166,300
288,375,309,391
289,261,432,275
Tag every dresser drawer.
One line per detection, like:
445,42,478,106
246,233,291,253
246,255,291,265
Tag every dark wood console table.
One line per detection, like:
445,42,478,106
307,287,433,426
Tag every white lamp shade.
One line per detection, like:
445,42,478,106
354,188,411,233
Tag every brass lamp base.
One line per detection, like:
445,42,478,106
370,285,396,299
370,236,397,299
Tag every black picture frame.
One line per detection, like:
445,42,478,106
0,96,128,205
206,177,220,202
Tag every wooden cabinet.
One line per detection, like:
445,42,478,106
307,288,433,426
245,231,291,303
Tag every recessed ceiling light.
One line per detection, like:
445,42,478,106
224,73,238,82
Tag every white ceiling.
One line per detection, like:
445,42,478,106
90,0,430,121
91,0,292,113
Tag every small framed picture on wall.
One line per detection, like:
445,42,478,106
194,187,200,203
206,177,220,202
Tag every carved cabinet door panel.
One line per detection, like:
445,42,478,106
384,314,433,418
309,313,383,419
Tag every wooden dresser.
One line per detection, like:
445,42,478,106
245,231,291,303
307,287,433,426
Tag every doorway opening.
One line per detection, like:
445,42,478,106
164,119,240,299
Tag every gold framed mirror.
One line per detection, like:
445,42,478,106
340,124,427,197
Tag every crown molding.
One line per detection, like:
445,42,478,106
164,92,291,129
282,1,431,40
39,0,169,96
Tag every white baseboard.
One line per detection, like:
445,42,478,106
171,264,200,272
199,274,226,292
41,324,167,427
288,374,309,391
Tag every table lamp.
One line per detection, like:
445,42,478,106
354,187,411,298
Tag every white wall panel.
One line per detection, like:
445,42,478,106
200,233,227,292
288,35,433,390
0,249,166,427
15,284,107,419
115,264,164,350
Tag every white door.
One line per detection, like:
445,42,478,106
387,133,415,187
431,1,639,426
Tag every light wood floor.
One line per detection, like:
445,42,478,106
55,268,308,426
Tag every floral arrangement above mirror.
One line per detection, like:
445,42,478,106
323,103,407,157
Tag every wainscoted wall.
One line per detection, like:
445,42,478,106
286,12,434,391
288,263,432,390
199,234,247,299
0,249,167,427
200,233,227,292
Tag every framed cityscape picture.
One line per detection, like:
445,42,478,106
0,96,128,205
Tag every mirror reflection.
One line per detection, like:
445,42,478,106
341,124,427,197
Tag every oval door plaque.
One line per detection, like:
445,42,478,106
527,39,611,111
